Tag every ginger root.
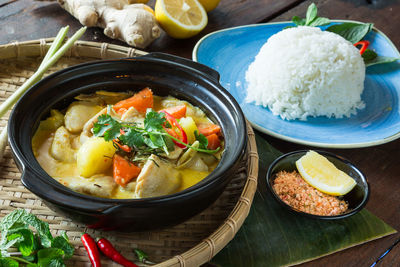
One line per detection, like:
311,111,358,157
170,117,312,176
57,0,161,48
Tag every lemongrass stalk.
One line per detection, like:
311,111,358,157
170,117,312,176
0,26,86,119
39,26,69,69
0,26,86,158
0,126,7,158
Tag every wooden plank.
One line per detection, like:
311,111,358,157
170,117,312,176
0,0,304,58
265,1,400,266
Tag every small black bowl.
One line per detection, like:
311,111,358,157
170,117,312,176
266,150,369,219
8,53,247,231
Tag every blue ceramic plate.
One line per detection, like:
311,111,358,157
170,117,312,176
193,21,400,148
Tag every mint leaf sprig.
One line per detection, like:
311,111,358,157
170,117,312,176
291,3,330,27
93,109,220,156
0,209,74,266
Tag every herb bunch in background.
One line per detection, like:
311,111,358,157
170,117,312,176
290,3,399,66
0,209,74,267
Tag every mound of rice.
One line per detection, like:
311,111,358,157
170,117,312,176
245,26,366,121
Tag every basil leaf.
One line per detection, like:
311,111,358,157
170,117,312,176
326,22,373,43
362,49,378,61
365,56,399,67
308,17,330,27
292,16,305,26
305,3,318,25
361,49,399,67
51,234,74,260
0,258,19,267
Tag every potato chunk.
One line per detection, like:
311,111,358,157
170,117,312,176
65,102,103,134
179,117,198,144
77,137,116,178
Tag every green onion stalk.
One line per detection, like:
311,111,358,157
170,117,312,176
0,26,86,158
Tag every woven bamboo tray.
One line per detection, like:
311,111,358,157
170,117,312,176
0,39,259,266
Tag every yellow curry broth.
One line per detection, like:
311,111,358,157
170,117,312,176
32,92,222,199
33,131,215,198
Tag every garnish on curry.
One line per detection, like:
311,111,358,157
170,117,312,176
32,88,224,199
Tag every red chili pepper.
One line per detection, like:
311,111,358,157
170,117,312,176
97,238,138,267
354,40,370,55
113,139,132,153
81,233,102,267
161,111,188,148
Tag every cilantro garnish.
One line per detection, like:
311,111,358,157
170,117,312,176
93,114,122,141
93,109,220,156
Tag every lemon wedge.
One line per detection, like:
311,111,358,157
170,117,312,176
198,0,220,12
296,151,357,196
155,0,208,39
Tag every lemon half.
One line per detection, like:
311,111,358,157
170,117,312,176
155,0,208,39
296,151,357,196
198,0,220,12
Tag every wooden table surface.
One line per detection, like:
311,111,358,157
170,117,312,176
1,0,399,266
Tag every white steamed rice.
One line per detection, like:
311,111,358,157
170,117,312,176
245,26,366,121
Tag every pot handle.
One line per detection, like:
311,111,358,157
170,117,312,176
20,168,116,213
141,52,220,82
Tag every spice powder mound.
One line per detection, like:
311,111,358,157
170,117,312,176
273,171,349,216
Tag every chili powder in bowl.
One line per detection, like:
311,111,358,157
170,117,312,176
266,150,369,219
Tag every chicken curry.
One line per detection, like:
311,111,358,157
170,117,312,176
32,88,223,199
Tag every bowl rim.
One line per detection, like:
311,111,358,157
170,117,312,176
8,54,248,211
266,149,370,220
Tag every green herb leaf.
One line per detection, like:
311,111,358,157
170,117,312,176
305,3,318,25
291,16,305,26
0,210,74,266
308,17,330,27
362,49,378,61
0,257,19,267
0,210,53,249
361,49,399,67
163,135,175,152
326,22,373,43
51,233,74,260
119,128,145,148
37,248,65,267
8,229,35,257
365,56,399,67
194,131,208,149
134,248,149,263
290,4,329,27
148,133,167,150
93,114,122,141
144,110,166,132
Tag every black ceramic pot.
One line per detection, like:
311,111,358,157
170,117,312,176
8,53,247,231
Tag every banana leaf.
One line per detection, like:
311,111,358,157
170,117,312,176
211,133,396,267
